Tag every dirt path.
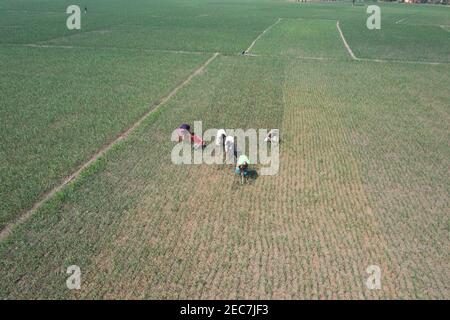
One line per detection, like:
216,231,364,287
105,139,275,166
244,18,282,54
336,20,358,61
21,40,449,66
24,43,208,55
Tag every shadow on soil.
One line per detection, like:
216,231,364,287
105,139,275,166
232,169,259,187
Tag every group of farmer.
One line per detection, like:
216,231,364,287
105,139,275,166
175,123,273,181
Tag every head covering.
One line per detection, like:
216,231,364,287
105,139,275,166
225,135,234,144
179,124,190,131
237,155,250,166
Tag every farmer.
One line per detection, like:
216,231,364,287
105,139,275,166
225,135,237,162
175,124,191,142
235,154,250,177
264,129,279,143
215,129,227,148
191,132,206,149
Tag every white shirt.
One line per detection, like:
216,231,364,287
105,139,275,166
225,136,234,153
215,129,227,146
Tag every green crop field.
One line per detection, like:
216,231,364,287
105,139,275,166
0,0,449,299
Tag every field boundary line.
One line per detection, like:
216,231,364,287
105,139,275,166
0,52,219,242
35,29,115,44
246,53,449,65
358,57,448,66
395,14,415,25
20,43,450,65
23,43,208,55
0,9,62,14
336,20,358,61
247,53,338,61
398,23,450,28
244,18,282,54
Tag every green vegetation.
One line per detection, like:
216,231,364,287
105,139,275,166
0,0,448,299
0,45,207,228
341,12,450,61
252,18,350,59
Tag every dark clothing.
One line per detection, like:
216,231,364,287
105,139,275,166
180,124,190,131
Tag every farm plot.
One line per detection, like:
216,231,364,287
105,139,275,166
1,53,448,299
281,59,449,299
0,45,208,229
0,10,66,44
339,15,450,63
250,18,350,59
41,24,257,54
0,55,286,299
0,1,132,45
395,6,450,26
36,4,276,54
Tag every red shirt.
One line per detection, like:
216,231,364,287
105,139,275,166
191,135,203,144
